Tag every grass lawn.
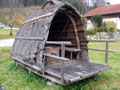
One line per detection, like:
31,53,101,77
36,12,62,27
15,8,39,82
0,41,120,90
0,28,17,40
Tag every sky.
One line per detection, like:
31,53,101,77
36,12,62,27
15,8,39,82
107,0,120,5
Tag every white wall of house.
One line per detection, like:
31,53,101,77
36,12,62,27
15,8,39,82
87,17,120,30
103,17,120,29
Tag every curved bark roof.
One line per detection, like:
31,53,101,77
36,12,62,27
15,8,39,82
11,3,81,67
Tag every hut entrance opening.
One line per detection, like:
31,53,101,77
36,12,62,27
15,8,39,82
46,10,81,60
48,12,77,46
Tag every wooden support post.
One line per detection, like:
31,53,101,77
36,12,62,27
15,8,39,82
70,52,73,60
29,70,32,74
61,44,65,84
105,41,108,65
16,62,19,66
43,56,45,75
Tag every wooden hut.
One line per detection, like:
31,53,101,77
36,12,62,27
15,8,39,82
10,0,112,85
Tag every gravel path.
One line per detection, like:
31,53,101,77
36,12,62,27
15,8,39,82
0,39,14,47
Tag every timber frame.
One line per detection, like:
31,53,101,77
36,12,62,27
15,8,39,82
10,0,115,85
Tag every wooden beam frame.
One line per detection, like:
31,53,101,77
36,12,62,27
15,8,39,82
15,37,45,41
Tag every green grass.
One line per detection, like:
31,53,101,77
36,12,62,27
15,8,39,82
0,42,120,90
0,29,17,40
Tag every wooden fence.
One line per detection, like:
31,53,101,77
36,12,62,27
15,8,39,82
87,39,115,65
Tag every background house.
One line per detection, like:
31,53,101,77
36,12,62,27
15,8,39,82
84,4,120,30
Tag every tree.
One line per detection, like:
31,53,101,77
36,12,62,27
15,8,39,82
60,0,89,14
90,3,98,10
91,15,103,27
91,0,107,6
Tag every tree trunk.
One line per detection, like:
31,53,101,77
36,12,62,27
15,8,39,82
10,26,13,36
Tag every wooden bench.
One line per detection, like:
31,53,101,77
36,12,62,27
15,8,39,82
65,47,82,60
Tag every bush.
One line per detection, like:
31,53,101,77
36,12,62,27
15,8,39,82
85,27,108,35
94,27,108,32
85,29,97,35
104,21,116,31
91,15,103,27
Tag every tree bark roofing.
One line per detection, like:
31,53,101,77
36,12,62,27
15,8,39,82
10,2,82,67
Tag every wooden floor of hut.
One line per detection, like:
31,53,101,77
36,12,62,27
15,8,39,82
45,60,112,83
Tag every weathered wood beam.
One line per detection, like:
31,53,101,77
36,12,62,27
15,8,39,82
61,44,65,84
87,39,115,42
11,56,42,72
22,12,54,24
15,37,44,40
105,41,108,65
43,53,69,61
83,48,115,53
46,41,71,45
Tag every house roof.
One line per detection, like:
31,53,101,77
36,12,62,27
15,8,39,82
84,4,120,17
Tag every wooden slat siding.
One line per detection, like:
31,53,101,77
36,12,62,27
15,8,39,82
15,37,45,40
66,14,80,49
22,12,54,24
58,20,70,41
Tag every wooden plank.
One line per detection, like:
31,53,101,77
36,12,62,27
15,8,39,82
83,48,115,53
46,41,71,45
11,56,42,71
22,12,54,24
15,37,44,40
15,61,67,85
82,48,115,53
61,44,65,84
87,39,115,42
43,53,69,61
65,47,82,52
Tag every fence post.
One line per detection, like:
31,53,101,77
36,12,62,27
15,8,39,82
61,44,65,84
105,41,109,65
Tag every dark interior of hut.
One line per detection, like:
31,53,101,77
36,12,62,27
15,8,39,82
45,9,81,61
47,12,77,45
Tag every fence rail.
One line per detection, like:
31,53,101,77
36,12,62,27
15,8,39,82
87,39,115,65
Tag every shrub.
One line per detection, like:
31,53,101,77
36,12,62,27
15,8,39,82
85,27,108,35
91,15,103,27
94,27,108,32
104,21,116,31
85,29,97,35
